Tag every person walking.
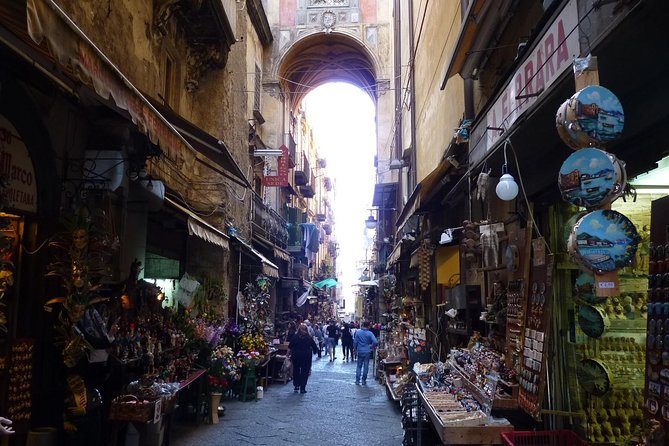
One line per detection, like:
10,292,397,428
288,324,319,394
353,321,377,385
325,320,339,362
285,320,297,343
350,323,359,361
340,322,353,362
313,324,324,359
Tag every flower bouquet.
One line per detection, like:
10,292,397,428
238,332,268,355
209,345,239,393
236,349,264,372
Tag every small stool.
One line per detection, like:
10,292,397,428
239,371,257,402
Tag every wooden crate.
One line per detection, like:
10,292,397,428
419,387,513,445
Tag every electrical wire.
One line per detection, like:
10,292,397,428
506,137,553,255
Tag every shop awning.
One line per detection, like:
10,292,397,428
313,278,337,289
165,197,229,250
387,240,404,266
440,0,497,89
273,247,291,262
25,0,245,190
146,97,250,189
372,182,397,208
396,158,452,233
354,280,378,287
231,235,279,278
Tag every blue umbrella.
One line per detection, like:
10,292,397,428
313,278,338,289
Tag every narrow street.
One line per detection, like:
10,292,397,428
171,355,404,446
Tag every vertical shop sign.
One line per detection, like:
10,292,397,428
262,145,289,187
0,115,37,213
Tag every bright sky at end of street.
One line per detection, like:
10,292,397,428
303,82,377,316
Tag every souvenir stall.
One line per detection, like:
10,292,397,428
549,65,652,444
410,360,513,445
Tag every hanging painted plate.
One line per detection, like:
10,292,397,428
558,147,627,208
578,304,610,338
573,272,607,305
563,211,587,251
556,98,582,149
577,358,613,396
563,85,625,148
568,210,641,273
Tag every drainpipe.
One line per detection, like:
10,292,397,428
408,0,417,190
393,0,403,213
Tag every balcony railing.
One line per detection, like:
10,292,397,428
295,153,310,186
298,169,315,198
285,206,304,253
252,193,288,248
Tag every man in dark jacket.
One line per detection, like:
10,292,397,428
288,324,319,393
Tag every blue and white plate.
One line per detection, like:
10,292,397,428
557,85,624,148
568,210,640,273
558,147,626,208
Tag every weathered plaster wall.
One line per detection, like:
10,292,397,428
412,1,464,183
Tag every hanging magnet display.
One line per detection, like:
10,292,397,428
558,147,627,208
556,85,625,149
567,209,640,273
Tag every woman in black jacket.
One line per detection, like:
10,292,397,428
288,324,319,393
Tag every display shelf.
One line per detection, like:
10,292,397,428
417,384,513,445
386,375,401,402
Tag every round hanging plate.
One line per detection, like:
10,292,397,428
577,304,610,338
558,147,626,208
563,85,625,148
573,272,606,305
568,210,640,273
577,358,613,396
556,98,582,149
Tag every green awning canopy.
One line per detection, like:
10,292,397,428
313,278,338,289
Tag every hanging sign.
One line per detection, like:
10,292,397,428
262,145,289,187
0,115,37,213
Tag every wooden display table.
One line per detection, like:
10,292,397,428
417,388,513,445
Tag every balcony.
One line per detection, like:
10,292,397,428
323,223,332,235
294,154,310,186
324,176,332,191
298,169,315,198
252,194,288,248
316,213,326,222
285,206,304,254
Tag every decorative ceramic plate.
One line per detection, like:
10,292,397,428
556,98,582,149
577,358,613,396
578,304,610,338
558,85,625,148
568,210,640,273
558,147,626,208
573,272,607,305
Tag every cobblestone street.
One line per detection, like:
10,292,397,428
171,354,404,446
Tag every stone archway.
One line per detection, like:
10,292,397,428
276,31,382,110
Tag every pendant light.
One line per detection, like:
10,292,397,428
495,141,519,201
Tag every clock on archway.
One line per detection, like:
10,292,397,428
577,358,613,396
